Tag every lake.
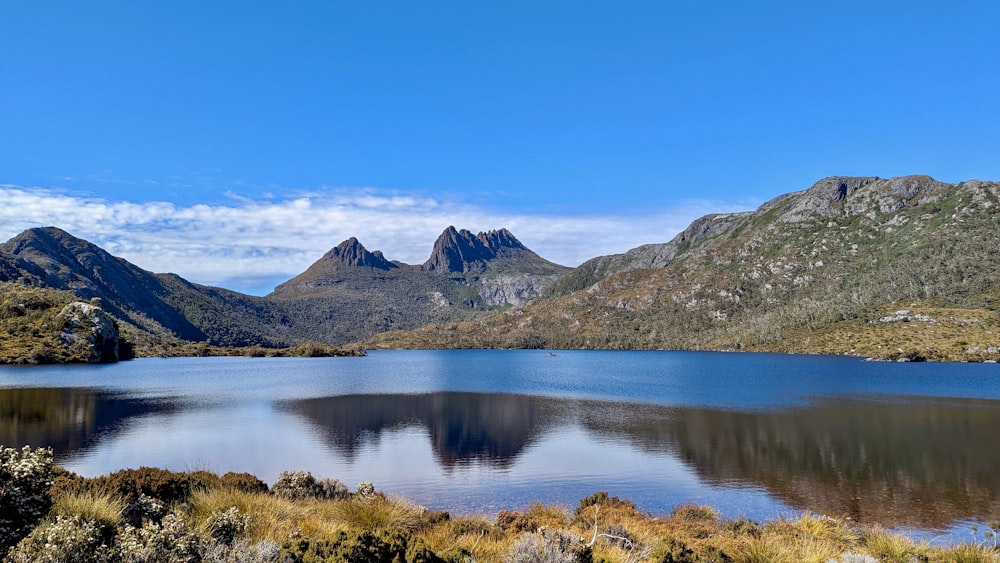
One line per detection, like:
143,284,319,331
2,350,1000,540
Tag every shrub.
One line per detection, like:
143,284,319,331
80,466,219,505
574,491,636,517
116,512,201,563
201,537,281,563
670,503,719,523
316,477,350,500
357,481,376,498
280,529,443,562
121,493,167,528
273,470,318,500
5,515,115,563
219,471,269,494
497,509,540,532
0,445,54,552
503,528,592,563
205,506,251,545
649,537,697,563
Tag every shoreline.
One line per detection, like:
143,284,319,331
5,451,998,562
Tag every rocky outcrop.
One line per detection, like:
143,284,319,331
55,301,123,362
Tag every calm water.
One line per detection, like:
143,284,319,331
2,350,1000,539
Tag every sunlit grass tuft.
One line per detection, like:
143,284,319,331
934,543,1000,563
186,488,346,544
49,491,124,530
328,494,423,534
861,525,923,562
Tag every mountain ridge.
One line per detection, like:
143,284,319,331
0,224,569,353
268,226,571,344
3,174,998,361
366,175,1000,362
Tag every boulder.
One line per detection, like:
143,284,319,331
56,301,122,362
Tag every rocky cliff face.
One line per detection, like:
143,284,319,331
478,274,562,306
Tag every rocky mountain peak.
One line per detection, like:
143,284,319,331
769,175,953,224
323,237,397,271
476,228,526,252
423,226,528,273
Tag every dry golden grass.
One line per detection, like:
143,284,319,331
49,491,125,529
327,495,424,534
54,477,1000,563
861,525,923,562
186,488,345,544
932,543,1000,563
766,512,860,547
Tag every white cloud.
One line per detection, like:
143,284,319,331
0,185,754,295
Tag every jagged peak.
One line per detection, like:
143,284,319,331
423,226,522,273
322,237,397,270
476,228,527,251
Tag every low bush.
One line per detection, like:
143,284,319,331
273,470,319,501
503,527,592,563
204,506,251,545
280,529,443,563
575,491,635,516
219,471,270,494
5,515,115,563
116,511,201,563
121,493,167,528
0,445,54,552
60,466,221,505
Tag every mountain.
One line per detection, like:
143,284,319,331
366,176,1000,362
0,224,569,353
422,226,563,274
0,227,288,349
269,226,570,344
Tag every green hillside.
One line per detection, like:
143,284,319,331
366,176,1000,362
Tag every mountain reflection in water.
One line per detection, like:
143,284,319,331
284,392,1000,529
0,387,167,461
282,392,561,468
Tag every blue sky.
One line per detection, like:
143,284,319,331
2,2,998,294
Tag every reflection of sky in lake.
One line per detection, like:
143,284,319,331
3,350,1000,540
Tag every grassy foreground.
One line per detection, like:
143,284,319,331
3,447,999,562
